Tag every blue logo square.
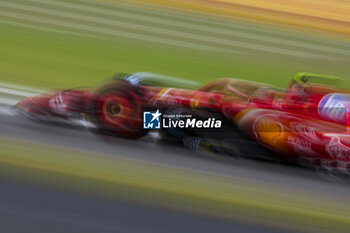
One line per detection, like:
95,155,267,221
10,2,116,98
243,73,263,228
143,110,161,129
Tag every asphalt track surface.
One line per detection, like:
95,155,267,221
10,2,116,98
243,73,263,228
1,104,350,233
1,108,350,195
0,108,296,233
0,181,297,233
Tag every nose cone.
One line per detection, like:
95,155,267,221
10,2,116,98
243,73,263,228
15,96,35,113
14,93,55,118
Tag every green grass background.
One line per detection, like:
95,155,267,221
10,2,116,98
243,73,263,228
1,18,349,89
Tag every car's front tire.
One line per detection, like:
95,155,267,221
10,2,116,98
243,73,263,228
89,80,148,138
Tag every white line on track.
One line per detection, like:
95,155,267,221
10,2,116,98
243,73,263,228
0,87,38,98
0,106,14,116
0,82,40,109
0,97,20,106
0,81,43,115
0,81,43,94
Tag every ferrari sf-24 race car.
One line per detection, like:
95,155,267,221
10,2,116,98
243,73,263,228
15,72,350,173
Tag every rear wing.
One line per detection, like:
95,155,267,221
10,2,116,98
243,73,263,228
292,72,344,87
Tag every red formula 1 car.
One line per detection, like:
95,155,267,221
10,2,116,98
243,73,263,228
15,72,350,173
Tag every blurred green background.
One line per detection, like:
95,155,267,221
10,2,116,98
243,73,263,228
1,0,349,89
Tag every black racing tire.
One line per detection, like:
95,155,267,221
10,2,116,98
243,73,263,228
89,80,148,138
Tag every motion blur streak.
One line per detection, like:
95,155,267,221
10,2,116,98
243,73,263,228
121,0,350,36
1,137,350,233
0,0,340,58
1,83,350,233
1,0,350,232
1,0,350,89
